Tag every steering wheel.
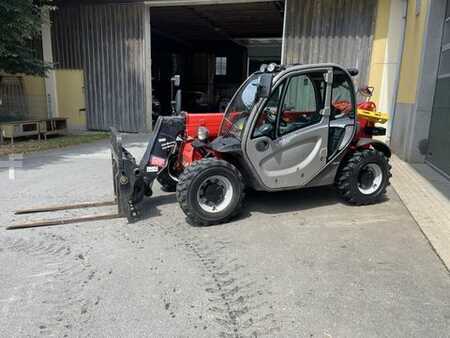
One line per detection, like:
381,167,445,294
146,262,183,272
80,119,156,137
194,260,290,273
263,107,277,124
332,100,352,119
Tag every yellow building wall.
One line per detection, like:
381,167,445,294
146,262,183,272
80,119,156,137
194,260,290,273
22,75,46,97
397,0,429,104
55,70,86,130
6,70,86,128
12,75,48,120
367,0,391,107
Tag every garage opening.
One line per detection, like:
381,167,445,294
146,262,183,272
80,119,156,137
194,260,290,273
150,1,284,117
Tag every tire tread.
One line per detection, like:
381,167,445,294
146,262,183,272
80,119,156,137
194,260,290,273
176,158,245,226
336,149,391,205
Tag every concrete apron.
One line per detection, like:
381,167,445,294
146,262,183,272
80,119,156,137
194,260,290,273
390,155,450,271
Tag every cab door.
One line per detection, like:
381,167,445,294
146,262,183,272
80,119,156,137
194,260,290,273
244,68,332,190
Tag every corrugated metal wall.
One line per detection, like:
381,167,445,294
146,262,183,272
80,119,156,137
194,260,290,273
283,0,377,87
80,4,149,132
51,4,151,132
51,7,83,69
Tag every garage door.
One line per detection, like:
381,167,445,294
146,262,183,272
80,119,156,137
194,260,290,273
426,0,450,177
283,0,377,88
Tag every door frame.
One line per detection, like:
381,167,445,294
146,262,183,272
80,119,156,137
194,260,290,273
241,66,333,191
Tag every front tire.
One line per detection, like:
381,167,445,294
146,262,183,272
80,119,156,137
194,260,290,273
336,149,391,205
176,159,245,226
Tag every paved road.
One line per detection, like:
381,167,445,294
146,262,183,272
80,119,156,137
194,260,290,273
1,135,449,337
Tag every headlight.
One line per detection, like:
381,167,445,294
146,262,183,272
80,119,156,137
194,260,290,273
267,63,277,72
197,126,209,141
259,64,268,72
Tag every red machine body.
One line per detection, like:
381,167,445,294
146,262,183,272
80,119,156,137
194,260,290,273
181,112,224,167
185,112,223,139
180,99,382,167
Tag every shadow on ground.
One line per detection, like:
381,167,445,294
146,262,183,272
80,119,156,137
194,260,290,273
136,185,390,225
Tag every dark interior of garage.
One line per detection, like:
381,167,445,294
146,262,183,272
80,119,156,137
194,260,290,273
150,1,284,116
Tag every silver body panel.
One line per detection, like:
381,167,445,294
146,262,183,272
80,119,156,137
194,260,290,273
240,64,357,191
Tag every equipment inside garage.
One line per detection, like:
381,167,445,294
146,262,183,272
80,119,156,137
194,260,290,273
150,1,284,117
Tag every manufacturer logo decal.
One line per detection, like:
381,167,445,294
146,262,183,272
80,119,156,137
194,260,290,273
160,141,176,150
146,166,159,173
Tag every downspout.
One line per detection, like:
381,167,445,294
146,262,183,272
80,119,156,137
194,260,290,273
386,0,408,143
280,0,288,64
144,3,153,131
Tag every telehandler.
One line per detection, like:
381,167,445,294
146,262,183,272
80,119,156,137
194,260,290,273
111,63,392,226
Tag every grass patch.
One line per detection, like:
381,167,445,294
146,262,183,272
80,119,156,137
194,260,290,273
0,132,110,156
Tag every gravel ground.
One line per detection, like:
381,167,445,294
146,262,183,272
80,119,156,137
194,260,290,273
0,134,449,337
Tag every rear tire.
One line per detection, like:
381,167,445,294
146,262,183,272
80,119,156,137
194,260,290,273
336,149,391,205
176,158,245,226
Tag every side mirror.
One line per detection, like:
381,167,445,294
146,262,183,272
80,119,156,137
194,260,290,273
257,73,273,98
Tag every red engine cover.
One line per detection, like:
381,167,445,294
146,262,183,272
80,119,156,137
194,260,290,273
356,117,375,140
185,112,224,139
357,101,377,111
355,100,377,141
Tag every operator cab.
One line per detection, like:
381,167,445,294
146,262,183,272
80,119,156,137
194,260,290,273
213,63,358,190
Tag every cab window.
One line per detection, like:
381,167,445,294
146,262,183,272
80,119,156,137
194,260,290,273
331,70,355,120
252,81,285,139
278,74,323,136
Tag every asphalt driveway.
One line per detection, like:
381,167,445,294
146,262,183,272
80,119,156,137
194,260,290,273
0,135,449,337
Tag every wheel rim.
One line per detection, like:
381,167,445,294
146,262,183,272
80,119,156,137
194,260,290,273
197,175,234,213
358,163,383,195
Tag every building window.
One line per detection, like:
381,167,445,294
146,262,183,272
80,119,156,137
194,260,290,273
215,57,227,76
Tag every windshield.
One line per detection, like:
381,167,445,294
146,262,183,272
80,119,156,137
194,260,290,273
220,73,265,139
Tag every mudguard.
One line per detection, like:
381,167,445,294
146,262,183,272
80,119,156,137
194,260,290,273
356,138,391,158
